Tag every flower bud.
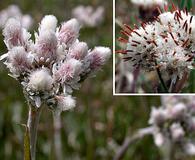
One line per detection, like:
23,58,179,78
58,18,80,46
85,46,111,71
55,95,76,112
39,15,58,32
68,42,88,60
154,132,164,147
3,18,23,48
168,103,186,119
54,58,82,83
170,123,185,141
149,107,168,125
36,30,57,62
7,46,33,75
28,68,53,92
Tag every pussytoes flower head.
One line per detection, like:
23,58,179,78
28,68,53,92
68,41,88,60
1,15,111,112
58,18,80,47
3,18,23,48
53,58,82,84
170,123,185,141
72,5,104,27
148,96,195,156
55,95,76,112
36,30,58,63
84,47,111,72
6,46,33,77
118,6,195,81
39,15,58,32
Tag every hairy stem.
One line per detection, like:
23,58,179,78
27,105,42,160
53,112,63,160
156,68,169,93
171,72,188,93
113,127,153,160
130,67,140,93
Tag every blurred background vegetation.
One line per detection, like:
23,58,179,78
115,0,195,93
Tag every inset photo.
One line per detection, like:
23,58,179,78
115,0,195,94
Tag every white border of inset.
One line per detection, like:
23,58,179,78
113,0,116,96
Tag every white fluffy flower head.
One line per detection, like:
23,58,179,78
55,95,76,112
148,96,195,156
1,15,111,113
118,6,195,80
58,18,80,46
53,58,82,83
7,46,33,76
39,15,58,32
85,47,111,71
28,69,53,92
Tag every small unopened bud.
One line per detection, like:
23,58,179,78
169,103,186,119
39,15,58,32
56,95,76,111
149,107,168,125
28,68,53,92
170,123,185,141
58,18,80,46
154,132,164,147
68,42,88,60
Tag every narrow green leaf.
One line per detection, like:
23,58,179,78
187,0,192,10
189,70,195,93
23,125,31,160
180,0,186,8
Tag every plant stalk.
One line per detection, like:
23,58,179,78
171,72,188,93
113,127,153,160
53,112,63,160
27,105,42,160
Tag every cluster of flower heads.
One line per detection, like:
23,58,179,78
72,5,104,27
1,15,111,113
0,5,33,29
149,96,195,156
118,5,195,82
131,0,167,8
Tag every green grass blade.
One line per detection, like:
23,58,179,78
180,0,186,8
23,125,31,160
187,0,192,10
